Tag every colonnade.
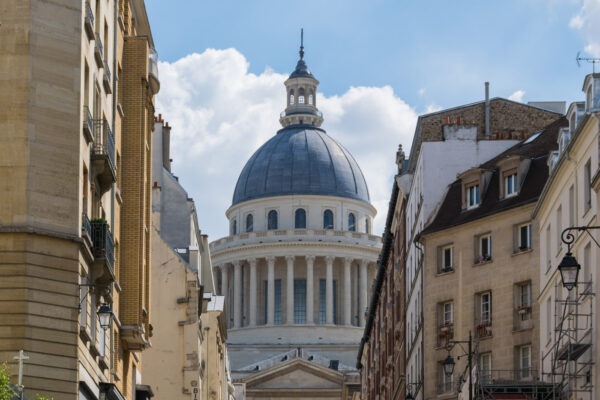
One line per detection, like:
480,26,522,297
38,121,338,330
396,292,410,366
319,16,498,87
215,255,373,329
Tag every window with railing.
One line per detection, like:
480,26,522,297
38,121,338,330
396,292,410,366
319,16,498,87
294,279,306,324
515,282,532,330
519,345,531,379
437,301,454,346
476,291,492,338
437,362,453,394
476,234,492,263
438,244,453,273
268,210,278,230
480,352,492,383
466,183,480,209
517,223,532,251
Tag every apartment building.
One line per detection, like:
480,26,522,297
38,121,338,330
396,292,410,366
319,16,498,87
0,0,159,398
402,91,560,400
533,73,600,400
419,117,565,398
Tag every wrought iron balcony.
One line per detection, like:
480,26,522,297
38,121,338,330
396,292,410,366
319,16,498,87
84,1,94,40
82,105,94,143
103,60,112,93
94,32,104,67
91,119,116,194
90,220,115,284
82,212,93,243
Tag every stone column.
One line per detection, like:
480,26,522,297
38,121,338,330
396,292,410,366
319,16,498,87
249,258,257,327
343,258,352,326
221,265,229,325
266,256,275,325
306,255,315,324
286,256,295,325
325,256,334,325
360,260,368,326
233,261,242,328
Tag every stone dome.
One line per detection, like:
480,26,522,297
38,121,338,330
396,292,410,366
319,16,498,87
232,125,371,206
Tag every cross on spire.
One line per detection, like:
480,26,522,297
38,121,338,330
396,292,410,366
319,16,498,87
299,28,304,60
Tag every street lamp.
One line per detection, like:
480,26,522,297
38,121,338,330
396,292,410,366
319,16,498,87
98,304,114,330
405,392,414,400
443,354,456,377
558,251,580,291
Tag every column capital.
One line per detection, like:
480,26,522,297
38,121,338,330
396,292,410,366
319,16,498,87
232,260,242,267
247,258,257,267
344,257,354,266
285,255,295,263
266,256,276,264
360,259,369,268
325,255,335,265
305,255,316,263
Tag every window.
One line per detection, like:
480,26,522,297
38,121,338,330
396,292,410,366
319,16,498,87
505,172,518,197
268,210,278,230
438,362,452,393
467,184,480,209
520,283,532,308
231,219,237,235
480,353,492,383
274,279,282,324
443,302,453,325
246,214,253,232
545,225,551,272
318,279,337,324
348,213,356,231
481,292,491,324
556,206,562,249
569,185,575,227
519,224,532,251
439,245,453,273
295,208,306,229
365,218,370,234
294,279,306,324
584,159,591,213
478,234,492,262
584,243,591,292
323,209,334,229
309,90,314,105
298,88,305,104
546,297,552,344
519,345,531,378
289,90,294,105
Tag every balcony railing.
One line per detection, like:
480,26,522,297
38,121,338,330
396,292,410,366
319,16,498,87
476,321,493,338
94,32,103,66
437,323,454,347
82,212,92,242
92,119,116,170
90,220,114,272
103,60,112,93
478,369,540,384
84,1,94,39
82,105,94,143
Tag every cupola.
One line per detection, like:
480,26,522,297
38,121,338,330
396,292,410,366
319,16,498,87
279,30,324,128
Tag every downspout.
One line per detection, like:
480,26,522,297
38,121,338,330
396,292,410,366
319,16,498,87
414,239,425,398
110,0,118,383
485,82,490,136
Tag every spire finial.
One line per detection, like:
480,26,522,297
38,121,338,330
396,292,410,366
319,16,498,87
299,28,304,60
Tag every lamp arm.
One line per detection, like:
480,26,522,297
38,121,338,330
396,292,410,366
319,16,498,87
561,226,600,251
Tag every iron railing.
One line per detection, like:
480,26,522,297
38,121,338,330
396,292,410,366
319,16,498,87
103,60,111,83
92,119,115,170
478,369,540,384
90,221,114,272
83,105,93,140
85,1,94,27
82,212,92,240
95,32,103,60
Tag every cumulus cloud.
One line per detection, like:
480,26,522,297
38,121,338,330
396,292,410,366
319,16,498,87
569,0,600,57
508,90,526,103
156,49,417,239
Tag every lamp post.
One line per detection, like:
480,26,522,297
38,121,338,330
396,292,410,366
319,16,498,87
558,226,600,290
98,304,114,330
404,381,420,400
443,331,473,400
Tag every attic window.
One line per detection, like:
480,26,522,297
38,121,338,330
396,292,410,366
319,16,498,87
505,173,518,197
467,184,480,209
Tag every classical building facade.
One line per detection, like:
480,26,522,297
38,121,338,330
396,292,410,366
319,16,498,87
419,117,564,398
0,0,159,398
145,117,216,398
209,44,381,399
401,93,562,400
533,73,600,400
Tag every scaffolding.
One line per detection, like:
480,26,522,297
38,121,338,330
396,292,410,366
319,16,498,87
541,279,594,400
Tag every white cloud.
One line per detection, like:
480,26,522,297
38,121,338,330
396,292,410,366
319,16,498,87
508,90,526,102
418,88,426,96
156,48,417,240
570,0,600,57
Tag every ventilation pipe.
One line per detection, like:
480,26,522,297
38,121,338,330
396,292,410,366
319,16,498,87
485,82,490,136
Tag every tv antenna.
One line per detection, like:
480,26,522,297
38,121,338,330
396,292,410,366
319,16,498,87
576,51,600,73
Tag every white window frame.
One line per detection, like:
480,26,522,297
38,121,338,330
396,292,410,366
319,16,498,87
479,234,492,260
480,352,492,382
520,283,532,308
442,245,453,271
519,223,532,250
505,172,518,197
443,302,453,325
520,345,531,378
467,184,480,209
481,292,491,324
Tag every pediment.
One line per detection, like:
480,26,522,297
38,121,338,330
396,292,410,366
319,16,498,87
243,358,343,390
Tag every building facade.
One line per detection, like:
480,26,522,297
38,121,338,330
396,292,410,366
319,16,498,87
209,43,381,399
402,93,561,400
419,117,565,398
145,117,216,398
533,73,600,400
0,0,159,398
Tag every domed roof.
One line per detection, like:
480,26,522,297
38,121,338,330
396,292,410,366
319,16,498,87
232,126,371,206
289,59,315,79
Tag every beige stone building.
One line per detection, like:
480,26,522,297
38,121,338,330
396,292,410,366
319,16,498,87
533,73,600,400
144,116,217,399
419,117,565,398
0,0,159,398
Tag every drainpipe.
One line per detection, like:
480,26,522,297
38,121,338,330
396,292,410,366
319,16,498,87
110,0,118,383
485,82,490,136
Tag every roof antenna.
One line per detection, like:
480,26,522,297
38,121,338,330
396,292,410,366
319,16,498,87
299,28,304,60
576,51,600,73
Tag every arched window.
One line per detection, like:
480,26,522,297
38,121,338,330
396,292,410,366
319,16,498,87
268,210,278,230
289,90,295,105
348,213,356,232
365,217,370,234
309,90,314,105
323,209,334,229
231,219,237,235
298,88,305,104
246,214,253,232
295,208,306,229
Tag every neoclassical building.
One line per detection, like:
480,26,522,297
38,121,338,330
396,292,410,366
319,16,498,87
210,42,381,398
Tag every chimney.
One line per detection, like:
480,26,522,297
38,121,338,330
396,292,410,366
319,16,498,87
485,82,490,136
162,123,172,173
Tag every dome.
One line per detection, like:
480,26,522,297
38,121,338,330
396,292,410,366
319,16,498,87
232,126,371,206
289,59,315,79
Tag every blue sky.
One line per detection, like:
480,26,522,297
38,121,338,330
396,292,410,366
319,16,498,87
145,0,600,239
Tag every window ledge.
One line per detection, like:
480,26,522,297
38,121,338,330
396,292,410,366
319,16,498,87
512,327,534,334
437,268,455,276
512,248,533,256
473,259,493,267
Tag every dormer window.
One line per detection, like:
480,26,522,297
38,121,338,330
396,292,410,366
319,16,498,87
467,184,480,209
505,173,518,197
